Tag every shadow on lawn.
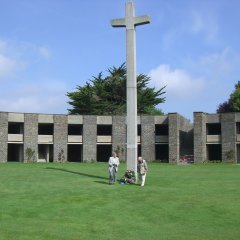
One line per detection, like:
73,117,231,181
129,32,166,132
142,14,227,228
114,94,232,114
45,167,108,180
94,180,109,185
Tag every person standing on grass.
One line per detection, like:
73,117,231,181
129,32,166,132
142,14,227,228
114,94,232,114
108,151,120,184
137,156,148,187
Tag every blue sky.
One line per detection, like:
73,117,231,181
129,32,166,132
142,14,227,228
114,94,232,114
0,0,240,121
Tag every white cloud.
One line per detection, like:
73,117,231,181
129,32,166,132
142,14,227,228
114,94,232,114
190,11,218,43
147,47,240,119
0,40,16,79
198,48,232,74
182,47,240,82
39,46,52,60
0,39,65,113
0,39,53,81
0,95,68,114
0,39,26,80
148,64,205,99
0,54,19,79
0,40,7,52
161,9,219,49
0,80,69,114
0,96,67,114
191,12,204,33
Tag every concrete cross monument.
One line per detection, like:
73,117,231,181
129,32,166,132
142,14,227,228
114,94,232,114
111,2,150,176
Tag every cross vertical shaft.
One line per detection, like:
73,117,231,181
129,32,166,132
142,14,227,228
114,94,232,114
111,2,150,175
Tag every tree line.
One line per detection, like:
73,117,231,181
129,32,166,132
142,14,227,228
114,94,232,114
67,64,166,115
66,63,240,115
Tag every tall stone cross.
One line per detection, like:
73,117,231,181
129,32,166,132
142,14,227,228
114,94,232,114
111,2,150,175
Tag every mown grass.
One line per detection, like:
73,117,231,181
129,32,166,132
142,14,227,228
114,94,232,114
0,163,240,240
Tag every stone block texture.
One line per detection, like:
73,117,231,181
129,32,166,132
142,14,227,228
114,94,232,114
112,116,126,161
0,112,8,162
221,113,236,162
194,112,206,163
24,114,38,162
83,116,97,162
4,110,239,164
141,116,155,161
54,115,68,162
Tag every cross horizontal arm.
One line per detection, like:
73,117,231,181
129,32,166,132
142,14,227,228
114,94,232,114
111,18,126,28
134,15,151,26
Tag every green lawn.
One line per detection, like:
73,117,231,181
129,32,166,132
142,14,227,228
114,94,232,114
0,163,240,240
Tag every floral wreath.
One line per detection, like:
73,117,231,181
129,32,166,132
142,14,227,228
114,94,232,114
120,170,136,184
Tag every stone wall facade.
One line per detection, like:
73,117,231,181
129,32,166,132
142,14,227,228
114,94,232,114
194,112,206,163
83,115,97,162
4,111,240,163
24,114,38,162
141,115,155,161
53,115,68,162
221,113,236,162
112,116,126,161
0,112,8,162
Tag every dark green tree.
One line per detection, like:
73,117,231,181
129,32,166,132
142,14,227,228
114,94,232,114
217,81,240,113
229,82,240,111
67,64,165,115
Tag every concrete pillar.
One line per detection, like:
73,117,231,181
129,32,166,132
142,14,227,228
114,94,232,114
112,116,126,161
221,113,236,163
24,114,38,162
194,112,207,163
83,116,97,162
111,2,150,174
168,113,179,163
141,115,155,161
0,112,8,162
54,115,68,162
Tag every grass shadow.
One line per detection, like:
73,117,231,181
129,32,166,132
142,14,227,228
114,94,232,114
94,180,109,185
45,167,108,180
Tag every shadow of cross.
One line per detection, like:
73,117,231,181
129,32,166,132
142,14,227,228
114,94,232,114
45,167,108,180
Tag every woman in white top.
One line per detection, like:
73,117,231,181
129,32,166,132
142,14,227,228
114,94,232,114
108,151,120,184
137,156,148,186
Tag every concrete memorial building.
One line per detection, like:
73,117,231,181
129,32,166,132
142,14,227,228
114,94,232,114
1,111,240,164
0,3,239,165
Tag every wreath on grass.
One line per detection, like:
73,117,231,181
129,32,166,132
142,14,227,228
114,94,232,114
120,170,136,184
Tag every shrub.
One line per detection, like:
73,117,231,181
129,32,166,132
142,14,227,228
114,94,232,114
58,149,66,163
25,148,36,162
225,150,235,163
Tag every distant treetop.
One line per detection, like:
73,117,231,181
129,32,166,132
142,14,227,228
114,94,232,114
67,64,166,115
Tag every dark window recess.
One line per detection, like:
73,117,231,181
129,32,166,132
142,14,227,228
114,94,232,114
138,144,141,156
207,144,222,161
68,124,83,135
236,122,240,134
138,125,141,136
97,125,112,136
68,145,82,162
38,124,54,135
7,144,23,162
38,144,53,162
8,122,24,134
155,124,169,135
156,144,169,163
206,123,221,135
97,145,112,162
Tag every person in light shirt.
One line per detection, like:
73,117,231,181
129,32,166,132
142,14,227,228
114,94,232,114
108,151,120,184
137,156,148,187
